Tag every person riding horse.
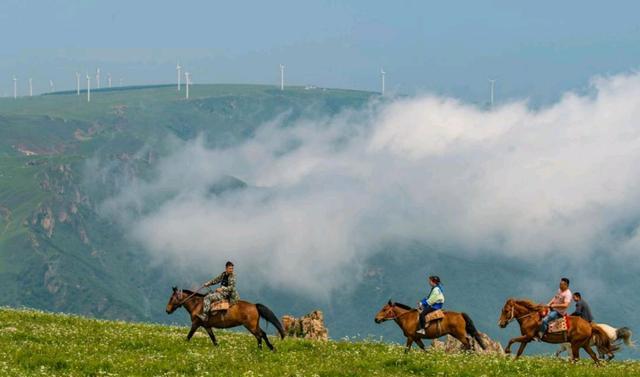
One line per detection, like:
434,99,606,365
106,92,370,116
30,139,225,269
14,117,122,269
538,277,572,339
197,261,240,321
416,275,444,335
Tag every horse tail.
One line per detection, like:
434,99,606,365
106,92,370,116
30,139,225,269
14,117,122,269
616,327,635,348
591,324,613,353
256,303,285,339
461,312,486,350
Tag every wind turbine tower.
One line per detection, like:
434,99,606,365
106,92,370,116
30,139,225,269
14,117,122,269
489,79,496,108
176,63,182,91
184,72,191,99
49,80,55,93
76,72,81,95
86,74,91,102
108,73,112,88
380,68,386,96
279,64,285,91
29,78,33,97
96,68,101,89
13,76,17,99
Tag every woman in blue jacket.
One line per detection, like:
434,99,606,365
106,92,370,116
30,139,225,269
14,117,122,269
416,275,444,335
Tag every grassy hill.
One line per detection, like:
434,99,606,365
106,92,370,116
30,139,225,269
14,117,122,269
0,307,637,377
0,84,638,355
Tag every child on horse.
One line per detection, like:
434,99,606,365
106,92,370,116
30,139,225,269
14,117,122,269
416,275,444,335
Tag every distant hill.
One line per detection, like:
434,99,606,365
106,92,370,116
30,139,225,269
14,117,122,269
0,84,638,359
0,307,635,376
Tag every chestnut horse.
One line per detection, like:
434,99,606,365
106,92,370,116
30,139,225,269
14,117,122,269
374,300,486,353
498,298,611,363
166,287,285,350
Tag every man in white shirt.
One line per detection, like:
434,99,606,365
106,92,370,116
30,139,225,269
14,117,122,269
538,277,572,339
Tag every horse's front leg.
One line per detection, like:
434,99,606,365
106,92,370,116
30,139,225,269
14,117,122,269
404,337,414,353
186,323,199,341
514,341,530,359
505,335,530,355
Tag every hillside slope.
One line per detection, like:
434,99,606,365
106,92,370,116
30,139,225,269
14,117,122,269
0,308,637,377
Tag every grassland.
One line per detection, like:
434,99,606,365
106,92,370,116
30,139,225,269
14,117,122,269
0,307,638,377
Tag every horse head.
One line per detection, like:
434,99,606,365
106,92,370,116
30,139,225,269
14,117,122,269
374,300,395,324
498,298,516,328
166,286,182,314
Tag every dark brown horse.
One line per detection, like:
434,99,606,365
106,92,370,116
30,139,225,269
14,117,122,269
374,300,486,353
166,287,285,350
498,298,611,363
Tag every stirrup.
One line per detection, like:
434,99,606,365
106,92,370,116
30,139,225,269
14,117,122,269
197,313,208,321
416,328,426,335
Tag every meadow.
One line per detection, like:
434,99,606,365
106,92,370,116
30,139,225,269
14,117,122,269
0,307,638,377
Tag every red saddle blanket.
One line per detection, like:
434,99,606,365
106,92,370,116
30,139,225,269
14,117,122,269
540,309,571,333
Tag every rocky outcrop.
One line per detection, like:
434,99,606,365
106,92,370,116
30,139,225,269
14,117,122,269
281,310,329,341
430,333,504,354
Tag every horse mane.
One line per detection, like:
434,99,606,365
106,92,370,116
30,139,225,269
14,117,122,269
393,302,416,311
180,289,205,297
514,299,544,312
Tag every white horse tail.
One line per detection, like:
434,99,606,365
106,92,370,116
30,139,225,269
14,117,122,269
616,327,635,348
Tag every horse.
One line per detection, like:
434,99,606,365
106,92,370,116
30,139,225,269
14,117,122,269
166,287,285,351
374,300,487,353
498,298,611,363
556,324,634,360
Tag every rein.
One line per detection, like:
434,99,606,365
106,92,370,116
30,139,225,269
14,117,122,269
383,306,418,321
504,303,539,324
177,286,206,306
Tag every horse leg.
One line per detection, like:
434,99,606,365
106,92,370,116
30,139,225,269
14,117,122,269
261,329,275,352
582,344,601,365
451,330,472,351
514,341,529,360
570,342,580,362
505,335,529,355
404,338,414,353
186,323,198,341
414,338,427,351
555,343,568,358
205,327,218,346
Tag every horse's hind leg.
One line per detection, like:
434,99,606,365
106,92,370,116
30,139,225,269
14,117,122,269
414,338,427,351
570,343,581,362
261,329,275,351
205,327,218,346
451,330,472,351
583,344,601,365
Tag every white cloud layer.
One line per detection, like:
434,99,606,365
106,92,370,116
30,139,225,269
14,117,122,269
100,72,640,295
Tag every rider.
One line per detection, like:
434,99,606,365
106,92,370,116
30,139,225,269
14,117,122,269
416,275,444,335
570,292,594,322
197,261,240,321
538,277,572,339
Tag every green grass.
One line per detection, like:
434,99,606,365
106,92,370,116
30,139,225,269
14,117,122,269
0,308,637,376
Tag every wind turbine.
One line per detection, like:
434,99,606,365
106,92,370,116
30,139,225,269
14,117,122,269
13,76,17,99
489,79,496,108
176,62,182,91
76,72,81,95
96,68,101,89
119,77,123,87
108,73,112,88
184,71,191,99
380,68,386,96
86,74,91,102
29,78,33,97
279,64,285,91
49,80,55,93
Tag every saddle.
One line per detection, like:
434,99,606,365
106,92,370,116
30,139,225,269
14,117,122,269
211,300,230,311
548,316,570,333
425,309,445,323
539,309,571,334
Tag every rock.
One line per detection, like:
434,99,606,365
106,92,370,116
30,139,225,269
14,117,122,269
281,310,329,341
430,333,504,354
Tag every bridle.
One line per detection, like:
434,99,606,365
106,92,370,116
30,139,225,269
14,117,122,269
502,302,537,325
379,305,416,321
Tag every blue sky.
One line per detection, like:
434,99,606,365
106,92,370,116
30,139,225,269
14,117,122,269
1,0,639,104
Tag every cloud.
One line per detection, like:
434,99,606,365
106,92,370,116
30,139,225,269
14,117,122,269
99,72,640,296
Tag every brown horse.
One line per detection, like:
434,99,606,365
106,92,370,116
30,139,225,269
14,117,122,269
374,300,487,353
498,298,611,363
166,287,285,350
